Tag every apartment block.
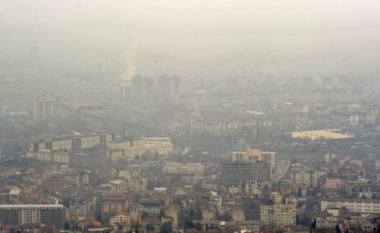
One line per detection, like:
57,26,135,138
232,149,276,170
290,167,324,187
27,133,114,154
34,94,61,119
163,162,203,176
0,204,65,228
221,161,271,183
260,203,296,226
320,198,380,214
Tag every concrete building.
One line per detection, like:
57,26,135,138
0,204,65,228
108,180,125,195
326,178,344,191
101,195,129,215
27,133,114,158
232,208,245,222
201,209,216,221
260,203,296,226
321,198,380,214
270,192,281,203
221,161,271,183
53,151,70,163
34,94,61,119
232,149,276,170
36,149,52,162
290,167,324,187
325,153,337,163
110,211,131,229
158,75,180,104
163,162,203,176
9,186,21,203
98,167,117,182
138,198,163,216
108,139,131,150
106,149,124,161
130,175,147,195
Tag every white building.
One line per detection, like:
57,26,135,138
324,153,337,163
163,162,203,176
260,203,296,226
290,167,324,187
33,94,61,119
321,198,380,214
232,149,276,170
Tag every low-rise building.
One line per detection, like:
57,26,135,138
320,198,380,214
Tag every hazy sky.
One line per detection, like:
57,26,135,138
1,0,380,78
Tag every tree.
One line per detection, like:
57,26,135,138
184,219,195,230
62,197,71,208
158,209,165,220
135,154,140,161
338,206,349,217
146,224,156,231
189,209,195,218
335,224,341,233
298,187,302,197
142,154,147,162
296,214,301,225
195,222,203,231
141,211,149,219
64,221,70,230
312,218,316,229
160,222,172,233
209,224,218,229
96,213,102,223
263,184,270,191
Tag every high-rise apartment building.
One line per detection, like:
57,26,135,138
0,204,65,228
131,76,154,105
221,161,272,183
34,94,61,119
232,149,276,170
158,75,180,104
290,167,324,187
260,203,296,226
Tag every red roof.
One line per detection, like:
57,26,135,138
118,221,131,226
92,220,101,227
207,229,218,233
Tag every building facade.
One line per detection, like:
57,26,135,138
163,162,203,176
34,94,61,119
221,161,272,183
0,204,65,228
